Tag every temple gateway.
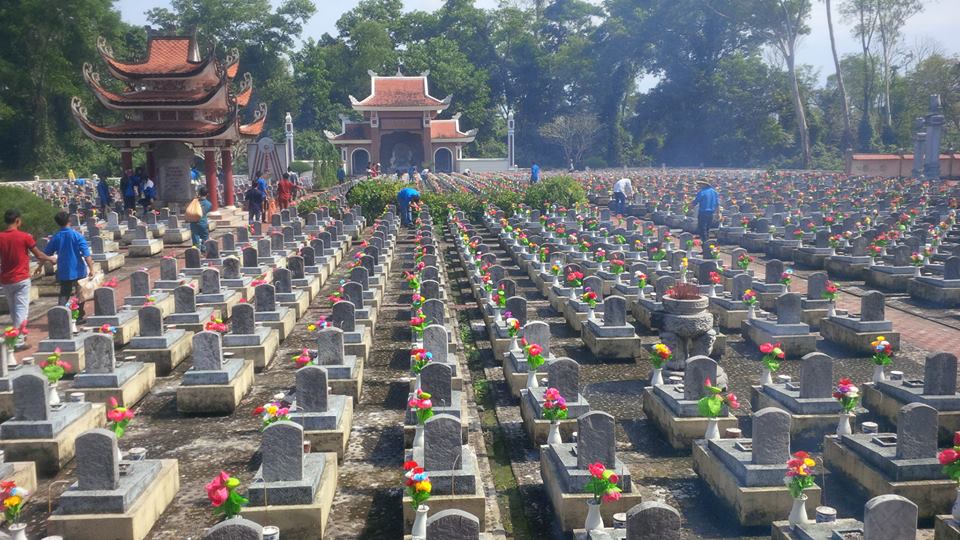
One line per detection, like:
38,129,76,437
326,70,478,175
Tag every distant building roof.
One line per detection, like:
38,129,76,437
350,73,451,111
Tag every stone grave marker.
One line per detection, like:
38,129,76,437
626,501,681,540
424,414,462,471
576,411,616,468
76,428,119,491
751,407,791,465
863,494,918,540
193,331,223,371
799,352,833,399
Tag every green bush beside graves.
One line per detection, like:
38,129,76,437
0,185,60,240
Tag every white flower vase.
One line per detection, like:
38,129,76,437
71,319,78,334
48,382,60,406
747,305,756,320
411,504,429,539
552,275,560,286
526,370,539,389
493,307,502,324
872,364,886,383
827,303,836,318
788,494,809,528
914,266,922,277
952,488,960,521
708,286,716,297
638,289,646,300
653,260,662,271
837,412,853,436
650,368,664,386
584,500,604,531
510,337,518,351
614,273,622,284
761,367,773,386
587,308,595,320
413,424,424,451
547,421,562,445
6,523,26,540
704,418,720,440
415,372,421,392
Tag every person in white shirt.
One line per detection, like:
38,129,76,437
612,177,634,215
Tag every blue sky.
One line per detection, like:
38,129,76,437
117,0,957,88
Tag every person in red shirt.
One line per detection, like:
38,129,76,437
277,173,296,210
0,209,55,349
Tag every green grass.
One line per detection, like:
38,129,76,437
0,185,60,239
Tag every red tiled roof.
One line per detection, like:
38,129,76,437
431,120,466,139
235,84,252,107
226,62,239,79
240,103,268,137
75,118,234,139
100,35,213,78
85,63,229,108
355,77,446,108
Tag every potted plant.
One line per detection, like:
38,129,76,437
541,387,568,445
822,281,840,317
697,378,740,440
505,316,521,350
581,288,599,319
582,462,622,531
832,378,859,435
404,460,432,539
784,451,816,527
759,342,784,385
662,283,707,315
207,471,248,521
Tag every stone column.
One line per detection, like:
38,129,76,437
912,117,925,178
145,147,156,179
120,148,133,172
925,95,945,180
204,149,219,211
507,109,516,169
221,148,234,207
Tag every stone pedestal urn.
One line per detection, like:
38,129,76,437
659,295,716,370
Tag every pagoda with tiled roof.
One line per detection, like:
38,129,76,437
71,32,267,209
326,70,476,175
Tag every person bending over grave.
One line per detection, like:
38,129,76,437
397,187,421,228
44,211,98,325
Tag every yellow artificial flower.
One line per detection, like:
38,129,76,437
307,324,316,332
416,480,432,493
4,496,20,508
266,405,278,415
803,458,815,467
875,336,885,342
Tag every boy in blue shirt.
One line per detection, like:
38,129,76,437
44,211,97,323
691,179,720,257
397,187,420,227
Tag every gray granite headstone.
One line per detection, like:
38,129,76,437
222,257,241,280
288,256,305,280
421,299,445,327
576,411,616,469
420,362,452,405
231,303,256,335
603,295,627,326
84,333,116,374
698,261,718,286
799,352,833,399
751,407,791,465
861,291,886,322
261,421,304,482
160,258,178,280
255,284,276,312
13,371,49,421
505,296,526,325
242,247,258,268
273,268,292,294
174,285,196,313
523,321,551,357
331,301,356,333
47,306,73,340
424,414,462,471
296,365,328,412
851,236,870,256
946,257,960,280
94,287,117,316
863,494,918,540
184,247,201,269
683,356,718,401
654,276,675,299
626,501,682,540
776,293,802,325
130,271,150,297
923,352,957,396
315,328,345,366
546,358,580,400
201,268,221,294
422,280,441,301
205,240,220,259
343,282,363,307
192,331,223,371
896,403,938,460
806,272,828,301
764,260,784,285
423,325,448,364
349,267,369,290
138,306,163,337
76,428,120,491
426,509,481,540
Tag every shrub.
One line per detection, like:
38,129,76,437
523,176,586,210
346,180,403,218
0,186,60,240
296,196,321,215
288,161,312,174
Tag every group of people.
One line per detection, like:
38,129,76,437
94,167,157,217
0,208,98,349
244,170,300,224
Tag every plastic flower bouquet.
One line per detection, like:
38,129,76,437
635,271,647,289
205,315,228,333
784,452,817,498
551,263,562,277
742,289,758,307
524,341,545,370
410,311,430,339
409,389,434,424
106,396,135,438
584,462,622,504
1,328,19,349
292,348,313,366
938,432,960,485
253,396,291,430
207,471,247,519
651,343,671,369
403,460,432,509
539,246,550,263
594,248,606,263
760,342,785,372
491,286,507,308
832,378,859,412
610,259,625,275
541,387,568,422
67,296,81,320
411,348,433,374
566,271,584,288
910,253,924,267
505,317,521,338
737,253,753,270
306,316,329,332
871,336,893,366
581,288,599,309
651,248,667,262
709,271,722,285
697,378,740,418
780,269,794,287
822,281,839,302
40,348,71,384
0,481,26,525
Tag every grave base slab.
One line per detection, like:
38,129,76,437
328,357,364,403
304,397,354,462
824,257,870,280
343,325,373,361
176,359,254,414
72,362,156,408
96,253,126,273
162,228,191,244
749,386,843,450
641,387,738,451
261,309,296,342
403,477,487,532
770,518,865,540
823,435,954,520
243,452,337,538
862,384,960,447
519,391,580,446
0,403,106,475
125,331,193,376
540,446,643,531
46,459,179,540
280,292,310,320
502,354,542,399
0,391,11,423
709,305,749,332
224,329,279,371
819,318,901,356
908,279,960,307
127,240,164,257
581,327,641,360
692,440,821,526
741,321,817,358
936,515,960,539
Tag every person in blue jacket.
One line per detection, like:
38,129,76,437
530,162,540,184
397,186,421,227
96,175,112,214
44,211,97,323
690,179,720,257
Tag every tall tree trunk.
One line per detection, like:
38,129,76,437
826,0,853,152
786,53,812,168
